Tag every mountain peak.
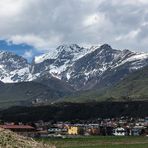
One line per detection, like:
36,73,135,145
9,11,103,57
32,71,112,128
100,44,112,50
34,44,87,64
56,44,82,53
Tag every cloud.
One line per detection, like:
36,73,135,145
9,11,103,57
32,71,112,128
115,29,141,41
0,0,23,17
23,50,33,59
0,0,148,52
10,34,62,51
83,13,106,28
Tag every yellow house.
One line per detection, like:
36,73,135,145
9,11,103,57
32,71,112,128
68,126,79,135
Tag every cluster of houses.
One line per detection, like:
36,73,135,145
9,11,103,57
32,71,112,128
0,117,148,138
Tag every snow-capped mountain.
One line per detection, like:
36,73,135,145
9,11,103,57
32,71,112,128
65,44,148,90
0,51,33,83
0,44,148,91
32,44,94,79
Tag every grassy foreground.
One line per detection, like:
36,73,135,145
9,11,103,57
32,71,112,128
37,136,148,148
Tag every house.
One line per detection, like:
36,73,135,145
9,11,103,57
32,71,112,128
131,126,146,136
68,126,79,135
113,127,126,136
48,127,67,135
86,127,100,135
67,126,84,135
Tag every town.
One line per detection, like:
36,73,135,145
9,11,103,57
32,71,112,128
0,116,148,138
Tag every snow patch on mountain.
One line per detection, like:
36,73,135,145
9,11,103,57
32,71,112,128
34,50,59,64
113,52,148,70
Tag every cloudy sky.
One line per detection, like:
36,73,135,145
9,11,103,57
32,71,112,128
0,0,148,60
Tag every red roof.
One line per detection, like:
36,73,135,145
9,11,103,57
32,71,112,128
0,125,34,129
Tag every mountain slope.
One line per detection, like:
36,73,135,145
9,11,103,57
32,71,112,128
1,65,147,106
63,66,148,102
0,81,72,108
103,65,148,100
35,76,74,93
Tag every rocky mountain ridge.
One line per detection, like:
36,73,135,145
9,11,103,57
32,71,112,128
0,44,148,91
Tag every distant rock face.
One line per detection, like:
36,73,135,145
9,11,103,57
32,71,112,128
0,44,148,90
0,51,33,82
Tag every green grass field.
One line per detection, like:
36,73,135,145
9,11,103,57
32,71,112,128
37,136,148,148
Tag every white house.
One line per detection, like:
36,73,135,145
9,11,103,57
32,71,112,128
113,127,126,136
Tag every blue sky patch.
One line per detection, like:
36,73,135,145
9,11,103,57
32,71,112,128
0,40,41,62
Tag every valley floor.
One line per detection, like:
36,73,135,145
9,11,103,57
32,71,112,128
37,136,148,148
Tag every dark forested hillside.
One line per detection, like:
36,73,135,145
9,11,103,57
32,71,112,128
0,101,147,122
